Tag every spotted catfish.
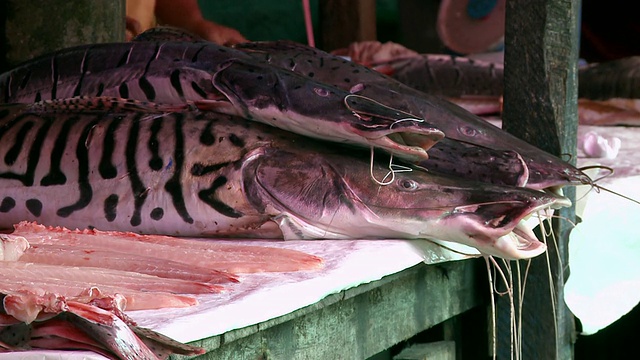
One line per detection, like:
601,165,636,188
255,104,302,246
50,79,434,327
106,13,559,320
0,41,444,161
234,40,593,191
0,102,569,259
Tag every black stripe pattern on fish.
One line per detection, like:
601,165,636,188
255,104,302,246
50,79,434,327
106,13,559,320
0,107,256,234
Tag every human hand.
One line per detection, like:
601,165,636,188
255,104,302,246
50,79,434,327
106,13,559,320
125,16,142,41
193,20,247,46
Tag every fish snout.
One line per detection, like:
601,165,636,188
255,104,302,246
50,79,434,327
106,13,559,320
445,191,569,259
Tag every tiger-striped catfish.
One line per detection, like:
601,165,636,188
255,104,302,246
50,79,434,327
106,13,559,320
234,40,593,191
0,41,444,161
0,103,569,259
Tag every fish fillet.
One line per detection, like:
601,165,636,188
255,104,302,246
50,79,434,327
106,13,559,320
13,222,324,273
20,244,238,283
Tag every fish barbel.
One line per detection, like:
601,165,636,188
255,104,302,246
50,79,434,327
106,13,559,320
0,103,569,259
0,41,444,161
234,40,592,191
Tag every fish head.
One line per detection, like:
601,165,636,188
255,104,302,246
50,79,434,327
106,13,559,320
243,147,570,260
410,96,594,190
210,59,445,161
345,157,571,259
234,41,592,191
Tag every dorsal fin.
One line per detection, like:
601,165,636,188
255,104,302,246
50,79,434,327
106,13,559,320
132,26,205,43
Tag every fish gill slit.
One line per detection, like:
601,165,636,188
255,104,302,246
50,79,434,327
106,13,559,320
56,116,102,218
163,112,194,224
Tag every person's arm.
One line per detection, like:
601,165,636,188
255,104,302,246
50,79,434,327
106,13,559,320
154,0,247,45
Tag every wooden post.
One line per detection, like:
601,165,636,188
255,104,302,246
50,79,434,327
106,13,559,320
2,0,125,71
319,0,377,51
499,0,579,359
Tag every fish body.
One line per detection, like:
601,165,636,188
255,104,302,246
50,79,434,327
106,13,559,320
0,104,273,237
0,104,569,259
234,40,592,190
578,56,640,100
0,41,443,161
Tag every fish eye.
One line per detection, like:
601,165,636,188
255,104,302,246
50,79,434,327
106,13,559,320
397,179,418,191
458,125,478,137
314,87,330,97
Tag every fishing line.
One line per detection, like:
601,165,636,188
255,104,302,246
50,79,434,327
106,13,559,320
517,258,533,360
575,165,640,205
491,257,516,360
502,258,517,360
484,256,498,360
369,147,413,186
536,212,561,344
343,94,425,125
389,117,425,128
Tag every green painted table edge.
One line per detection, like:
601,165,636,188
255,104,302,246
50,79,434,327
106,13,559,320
171,258,485,360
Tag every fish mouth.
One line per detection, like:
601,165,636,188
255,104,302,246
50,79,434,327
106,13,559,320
345,93,445,160
524,160,595,191
446,191,571,259
371,129,446,160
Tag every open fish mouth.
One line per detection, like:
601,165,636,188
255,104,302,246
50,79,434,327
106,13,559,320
446,192,571,259
368,128,445,160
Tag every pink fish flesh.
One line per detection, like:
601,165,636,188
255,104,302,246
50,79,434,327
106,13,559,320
20,244,239,283
1,261,224,294
12,222,324,273
1,289,205,359
1,282,197,311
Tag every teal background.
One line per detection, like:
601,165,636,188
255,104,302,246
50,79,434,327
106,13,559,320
198,0,400,47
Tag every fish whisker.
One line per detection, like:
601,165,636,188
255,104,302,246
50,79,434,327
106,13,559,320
574,165,640,205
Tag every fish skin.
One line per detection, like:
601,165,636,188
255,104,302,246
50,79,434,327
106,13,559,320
234,40,592,190
374,54,504,98
62,302,163,360
0,103,569,259
205,58,444,161
578,56,640,100
0,41,444,162
0,42,234,104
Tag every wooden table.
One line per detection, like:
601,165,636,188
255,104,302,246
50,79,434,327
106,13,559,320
172,259,488,360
